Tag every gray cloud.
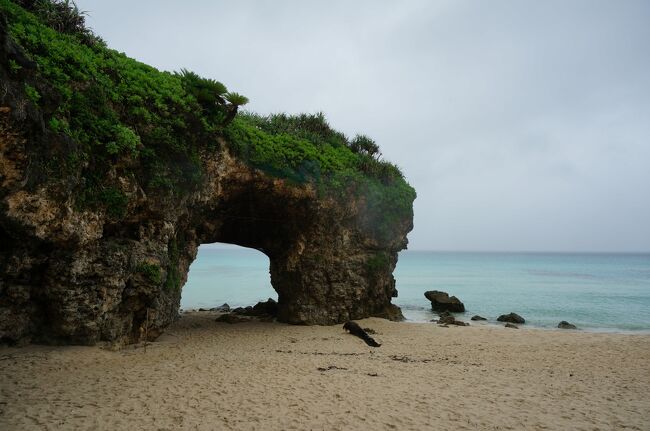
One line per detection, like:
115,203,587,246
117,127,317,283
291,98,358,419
77,0,650,251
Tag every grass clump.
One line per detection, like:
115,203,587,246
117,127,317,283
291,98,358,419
366,252,389,274
23,83,40,103
136,262,161,284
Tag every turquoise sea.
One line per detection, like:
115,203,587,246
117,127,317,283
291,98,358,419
181,246,650,332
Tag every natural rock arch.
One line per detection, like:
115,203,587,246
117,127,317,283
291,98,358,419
0,3,414,345
191,154,409,326
0,140,412,345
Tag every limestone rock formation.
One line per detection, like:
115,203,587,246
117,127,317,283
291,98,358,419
424,290,465,313
0,2,415,345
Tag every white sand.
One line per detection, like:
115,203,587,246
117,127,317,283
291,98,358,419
1,313,649,430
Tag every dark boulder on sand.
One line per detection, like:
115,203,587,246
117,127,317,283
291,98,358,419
497,312,525,324
437,315,469,326
558,321,577,329
424,291,465,312
232,299,278,317
252,298,278,316
504,323,519,329
232,306,254,316
471,315,487,321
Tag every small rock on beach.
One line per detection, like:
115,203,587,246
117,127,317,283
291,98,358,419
497,312,525,324
558,321,577,329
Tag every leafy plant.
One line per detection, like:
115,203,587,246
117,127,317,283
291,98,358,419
14,0,102,46
136,263,162,283
224,92,249,106
106,124,140,155
177,68,229,118
24,83,40,103
99,187,128,217
349,134,380,159
164,237,182,292
8,58,22,73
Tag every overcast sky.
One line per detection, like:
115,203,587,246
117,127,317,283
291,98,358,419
77,0,650,252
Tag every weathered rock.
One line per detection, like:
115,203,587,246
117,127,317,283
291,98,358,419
215,314,249,324
210,303,230,312
0,11,414,346
232,306,254,316
504,323,519,329
471,315,487,321
438,315,468,326
497,313,525,324
371,303,405,321
558,321,577,330
424,291,465,312
252,298,278,316
438,315,455,325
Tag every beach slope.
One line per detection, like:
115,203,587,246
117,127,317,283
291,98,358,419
1,314,648,430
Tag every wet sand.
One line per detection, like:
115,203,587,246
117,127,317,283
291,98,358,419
1,313,649,430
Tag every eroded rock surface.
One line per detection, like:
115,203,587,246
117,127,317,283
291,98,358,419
424,290,465,313
0,16,414,345
0,133,412,344
497,313,525,324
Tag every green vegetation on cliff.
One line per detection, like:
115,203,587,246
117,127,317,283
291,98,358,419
1,0,415,241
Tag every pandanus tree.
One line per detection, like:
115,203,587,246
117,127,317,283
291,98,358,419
349,134,380,159
177,69,248,126
223,92,249,125
177,69,228,117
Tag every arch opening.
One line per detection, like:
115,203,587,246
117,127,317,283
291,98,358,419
180,243,276,312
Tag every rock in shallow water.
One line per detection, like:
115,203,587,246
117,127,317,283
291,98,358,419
497,312,525,324
424,290,465,312
471,315,487,321
558,321,577,329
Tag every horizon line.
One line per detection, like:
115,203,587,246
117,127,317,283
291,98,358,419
403,249,650,254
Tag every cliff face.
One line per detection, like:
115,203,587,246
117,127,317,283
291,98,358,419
0,1,414,345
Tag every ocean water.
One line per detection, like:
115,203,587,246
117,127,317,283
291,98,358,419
181,246,650,332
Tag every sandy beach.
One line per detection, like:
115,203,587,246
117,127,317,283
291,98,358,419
1,313,649,431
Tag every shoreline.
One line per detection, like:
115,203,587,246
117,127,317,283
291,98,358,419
399,316,650,335
2,313,649,430
180,307,650,335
